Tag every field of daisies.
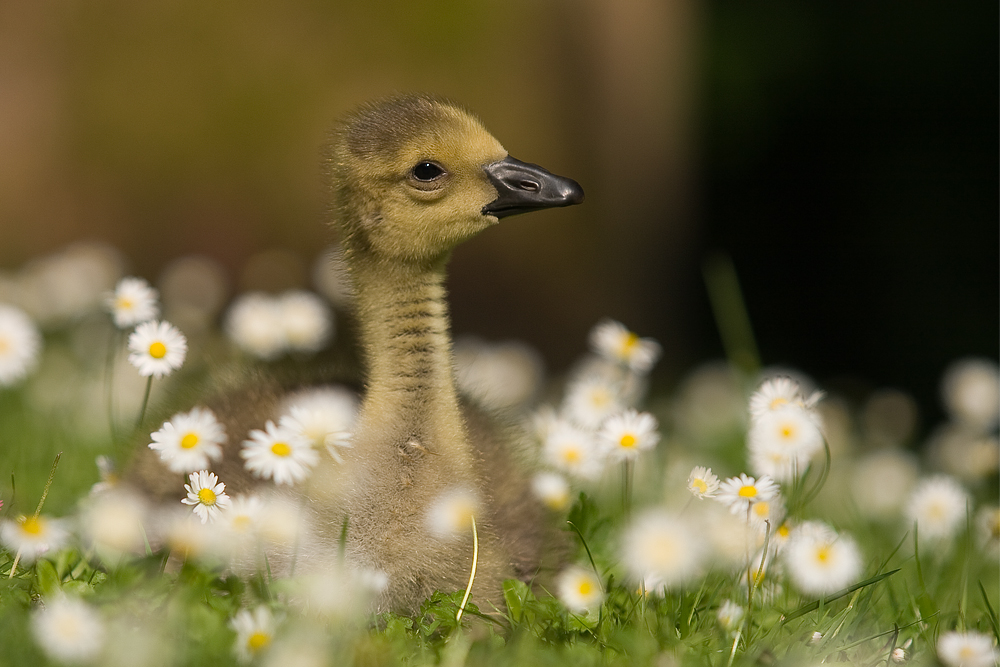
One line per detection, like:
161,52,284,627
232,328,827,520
0,241,997,667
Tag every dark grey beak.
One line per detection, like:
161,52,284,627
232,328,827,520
482,156,584,219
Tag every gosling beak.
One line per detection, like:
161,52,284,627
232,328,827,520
482,156,584,219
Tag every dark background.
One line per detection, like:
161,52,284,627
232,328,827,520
1,2,995,428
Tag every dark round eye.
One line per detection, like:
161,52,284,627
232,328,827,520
411,161,445,182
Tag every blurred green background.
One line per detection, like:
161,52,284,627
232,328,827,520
1,1,996,423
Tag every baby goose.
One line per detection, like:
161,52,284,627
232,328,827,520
313,94,583,612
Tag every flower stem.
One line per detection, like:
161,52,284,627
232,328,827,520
455,515,479,624
622,459,634,516
136,376,153,432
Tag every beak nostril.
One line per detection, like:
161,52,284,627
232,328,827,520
518,180,540,192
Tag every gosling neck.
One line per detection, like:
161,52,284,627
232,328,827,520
348,252,469,460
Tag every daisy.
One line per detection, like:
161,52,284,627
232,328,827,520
556,565,604,614
716,599,744,632
562,374,625,429
225,293,286,360
148,407,226,473
107,276,159,328
784,527,862,596
715,473,779,516
542,423,605,480
181,470,231,523
0,514,70,563
905,475,969,544
748,376,824,419
598,409,660,462
278,290,332,354
747,405,824,481
31,596,106,664
454,337,544,411
279,388,357,463
241,420,318,485
532,472,571,511
589,319,662,374
621,510,703,592
687,466,720,499
0,303,41,386
127,320,187,377
976,505,1000,557
155,508,216,561
941,358,1000,431
230,606,278,664
937,630,999,667
748,492,786,533
425,488,479,539
79,489,147,557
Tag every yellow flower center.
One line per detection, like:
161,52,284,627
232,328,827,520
148,341,167,359
778,422,796,440
270,442,291,457
619,434,637,449
247,631,271,653
815,545,831,564
620,332,639,355
20,516,43,535
231,515,252,532
563,448,580,463
578,579,593,596
778,523,790,538
738,484,758,498
590,389,610,408
180,433,199,449
0,337,9,354
692,478,708,494
770,397,789,409
753,501,770,518
115,296,133,311
197,488,217,505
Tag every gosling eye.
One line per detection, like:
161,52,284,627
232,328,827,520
411,161,447,182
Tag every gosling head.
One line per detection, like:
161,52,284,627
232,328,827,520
325,94,584,265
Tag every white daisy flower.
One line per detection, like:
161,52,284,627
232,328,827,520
127,320,187,377
454,337,544,411
716,599,744,632
279,386,358,462
621,510,703,593
747,405,824,482
556,565,604,614
598,409,660,462
905,475,970,545
79,489,148,558
0,514,70,563
562,374,625,429
217,495,267,567
425,488,479,539
784,527,862,596
181,470,231,523
148,407,227,473
241,420,318,486
850,449,919,521
589,319,662,374
278,290,332,354
107,276,159,328
715,473,779,516
748,493,786,534
31,596,106,664
748,376,823,419
155,508,216,561
543,423,605,480
225,293,286,360
937,630,999,667
687,466,720,499
231,606,278,664
941,358,1000,431
891,647,907,663
0,303,41,386
532,472,571,511
976,505,1000,557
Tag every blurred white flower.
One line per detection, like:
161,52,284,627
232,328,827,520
976,505,1000,558
905,475,969,545
181,470,231,524
107,276,159,329
747,405,824,482
155,508,216,561
562,374,625,430
532,472,571,511
278,290,332,353
556,565,604,614
149,407,226,473
850,450,919,521
0,303,42,386
79,489,148,558
621,510,703,593
589,319,661,374
454,337,544,411
225,293,286,360
941,358,1000,431
687,466,720,499
716,599,743,632
749,376,823,419
279,386,358,463
231,606,278,664
937,630,999,667
598,409,660,462
784,525,862,596
241,420,318,485
715,473,779,516
0,514,69,564
127,320,187,378
426,488,479,539
543,422,605,480
17,242,123,327
32,596,106,664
